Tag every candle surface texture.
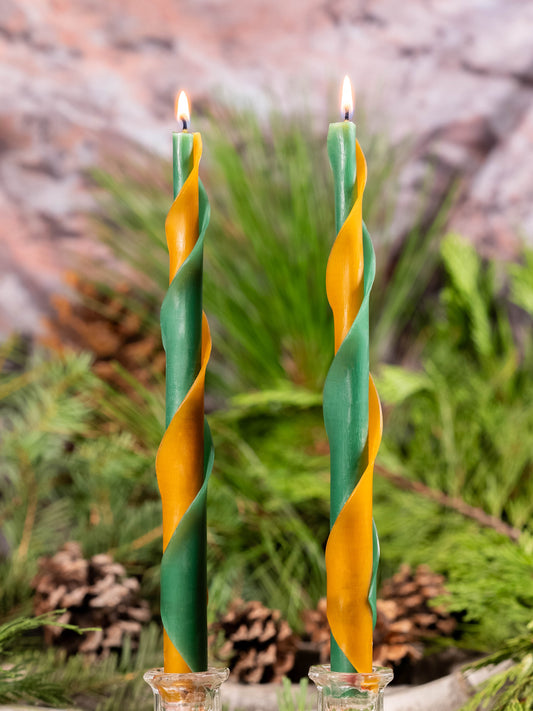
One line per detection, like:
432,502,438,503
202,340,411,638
324,129,381,674
156,132,211,673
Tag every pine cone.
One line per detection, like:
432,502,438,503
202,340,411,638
302,564,456,668
32,542,151,658
211,600,297,683
373,564,456,667
302,597,329,663
41,273,164,394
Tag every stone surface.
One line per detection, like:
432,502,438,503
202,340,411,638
1,0,533,335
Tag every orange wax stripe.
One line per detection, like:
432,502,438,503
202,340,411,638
326,142,366,353
157,314,211,549
156,133,207,674
157,315,211,673
326,376,382,673
165,133,202,284
164,630,187,672
326,140,379,672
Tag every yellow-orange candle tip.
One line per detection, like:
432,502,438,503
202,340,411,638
341,76,354,120
175,90,190,129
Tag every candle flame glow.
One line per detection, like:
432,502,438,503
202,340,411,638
341,76,354,120
175,91,190,128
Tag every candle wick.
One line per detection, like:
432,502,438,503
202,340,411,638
180,118,189,131
344,110,350,121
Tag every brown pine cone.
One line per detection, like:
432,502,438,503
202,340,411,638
302,597,329,663
32,542,151,658
373,564,456,667
41,273,163,394
302,564,456,669
211,600,297,683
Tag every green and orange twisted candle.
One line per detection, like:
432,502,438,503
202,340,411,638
156,92,212,673
324,77,382,673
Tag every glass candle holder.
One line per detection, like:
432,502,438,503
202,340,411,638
144,667,229,711
309,664,393,711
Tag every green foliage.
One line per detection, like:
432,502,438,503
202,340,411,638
0,611,93,705
0,614,162,709
0,347,95,614
440,233,496,358
509,248,533,317
460,621,533,711
375,233,533,649
379,233,533,531
376,235,533,649
375,478,533,648
0,346,164,613
277,676,312,711
208,402,328,626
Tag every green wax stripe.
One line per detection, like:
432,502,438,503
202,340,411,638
369,519,379,627
365,222,380,632
164,133,203,429
327,121,359,673
325,224,379,672
160,170,211,671
327,121,357,234
327,121,365,527
173,132,194,200
161,420,214,670
162,182,210,428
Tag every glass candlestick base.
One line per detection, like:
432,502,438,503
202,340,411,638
144,667,229,711
309,664,393,711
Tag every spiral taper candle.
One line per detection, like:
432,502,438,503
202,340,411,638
156,113,212,672
324,79,382,673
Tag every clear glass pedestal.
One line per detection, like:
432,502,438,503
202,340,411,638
144,668,229,711
309,664,393,711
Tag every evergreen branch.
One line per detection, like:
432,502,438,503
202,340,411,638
0,665,70,707
277,676,312,711
461,621,533,711
376,464,522,542
0,613,103,706
466,621,533,672
0,611,93,653
226,388,323,417
108,524,162,556
0,368,43,401
15,460,38,562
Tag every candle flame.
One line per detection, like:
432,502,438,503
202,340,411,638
341,75,354,120
175,91,190,128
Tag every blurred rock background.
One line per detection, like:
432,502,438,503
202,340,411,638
1,0,532,336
